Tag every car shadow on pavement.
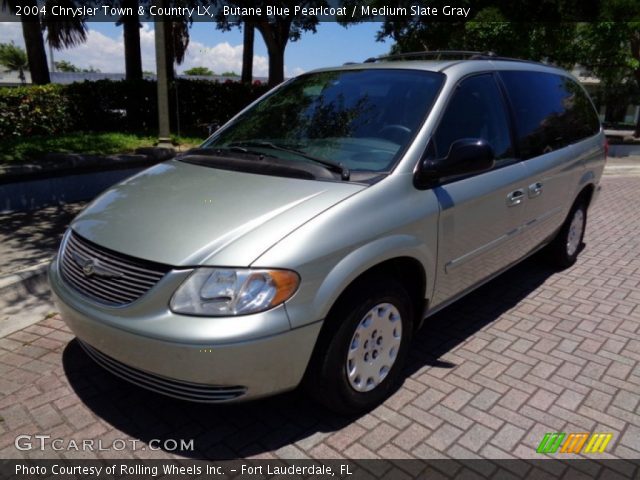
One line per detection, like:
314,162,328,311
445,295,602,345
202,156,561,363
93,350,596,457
405,255,556,375
62,340,354,459
62,255,556,459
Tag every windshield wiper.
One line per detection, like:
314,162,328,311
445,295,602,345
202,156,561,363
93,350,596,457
191,145,269,159
229,141,350,181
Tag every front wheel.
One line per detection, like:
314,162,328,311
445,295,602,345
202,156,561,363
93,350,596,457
304,277,413,415
546,202,587,269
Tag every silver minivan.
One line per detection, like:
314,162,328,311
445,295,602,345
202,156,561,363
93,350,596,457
49,53,605,413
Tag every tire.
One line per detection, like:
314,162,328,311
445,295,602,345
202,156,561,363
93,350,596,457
546,201,587,269
304,276,414,415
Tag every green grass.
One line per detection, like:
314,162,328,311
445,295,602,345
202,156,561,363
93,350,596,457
0,131,203,164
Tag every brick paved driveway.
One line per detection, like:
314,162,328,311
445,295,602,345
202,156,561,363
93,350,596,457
1,176,638,460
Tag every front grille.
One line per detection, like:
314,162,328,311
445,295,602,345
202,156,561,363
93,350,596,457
60,231,170,306
79,341,248,402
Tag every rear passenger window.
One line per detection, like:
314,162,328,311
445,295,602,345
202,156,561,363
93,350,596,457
434,74,513,164
499,71,600,159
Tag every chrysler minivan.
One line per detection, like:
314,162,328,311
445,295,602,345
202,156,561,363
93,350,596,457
50,52,605,413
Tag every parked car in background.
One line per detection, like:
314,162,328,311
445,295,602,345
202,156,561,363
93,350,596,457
50,52,605,413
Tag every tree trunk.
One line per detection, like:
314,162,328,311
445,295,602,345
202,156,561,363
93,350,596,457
154,2,171,146
633,67,640,137
21,17,49,84
241,21,254,84
266,43,285,87
634,71,640,137
256,20,290,87
604,102,625,124
164,23,175,83
122,0,142,80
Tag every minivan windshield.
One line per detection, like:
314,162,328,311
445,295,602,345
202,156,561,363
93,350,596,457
197,69,444,180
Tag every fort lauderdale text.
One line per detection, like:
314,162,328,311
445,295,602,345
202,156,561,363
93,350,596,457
241,464,336,475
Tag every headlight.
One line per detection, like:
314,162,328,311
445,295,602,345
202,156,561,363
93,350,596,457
170,268,300,316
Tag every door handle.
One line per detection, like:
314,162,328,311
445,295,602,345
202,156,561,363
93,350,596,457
506,189,525,206
528,181,543,198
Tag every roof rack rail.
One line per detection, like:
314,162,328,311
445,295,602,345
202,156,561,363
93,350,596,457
363,51,492,63
363,50,549,66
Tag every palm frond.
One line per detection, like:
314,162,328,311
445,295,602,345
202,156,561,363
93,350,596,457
43,0,88,49
172,21,190,64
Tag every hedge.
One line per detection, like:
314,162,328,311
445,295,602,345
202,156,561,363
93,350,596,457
0,84,74,137
0,79,270,139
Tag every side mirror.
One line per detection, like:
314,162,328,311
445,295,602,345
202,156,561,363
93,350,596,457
414,138,495,189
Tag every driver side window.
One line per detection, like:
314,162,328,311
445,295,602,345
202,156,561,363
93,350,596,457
434,74,513,164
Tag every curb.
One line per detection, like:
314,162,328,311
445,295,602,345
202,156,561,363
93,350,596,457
0,260,55,339
603,165,640,176
0,260,51,297
0,147,176,184
1,147,178,214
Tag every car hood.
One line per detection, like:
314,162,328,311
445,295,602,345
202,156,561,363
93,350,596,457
71,160,365,267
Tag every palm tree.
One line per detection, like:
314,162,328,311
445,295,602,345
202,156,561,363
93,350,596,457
119,0,143,80
2,0,50,84
165,18,190,82
0,42,28,83
44,0,87,49
118,0,191,82
1,0,87,84
241,20,254,84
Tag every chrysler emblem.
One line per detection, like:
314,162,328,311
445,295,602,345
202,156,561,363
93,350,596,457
70,251,123,279
82,260,96,276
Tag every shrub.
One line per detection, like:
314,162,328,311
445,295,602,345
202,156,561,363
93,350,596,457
0,84,75,138
0,79,270,139
171,79,268,134
64,79,159,133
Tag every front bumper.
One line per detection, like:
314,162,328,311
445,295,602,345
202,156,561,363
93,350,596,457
49,257,322,402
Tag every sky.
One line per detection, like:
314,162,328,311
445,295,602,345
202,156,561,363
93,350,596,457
0,21,391,78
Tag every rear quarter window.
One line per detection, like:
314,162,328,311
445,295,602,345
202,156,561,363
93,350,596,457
499,71,600,160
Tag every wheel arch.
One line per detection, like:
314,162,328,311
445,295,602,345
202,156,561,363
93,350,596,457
574,168,598,209
327,256,427,329
302,253,427,407
576,182,596,208
309,235,433,330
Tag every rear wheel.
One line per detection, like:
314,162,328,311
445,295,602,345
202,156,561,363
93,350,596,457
546,201,587,269
304,276,413,414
